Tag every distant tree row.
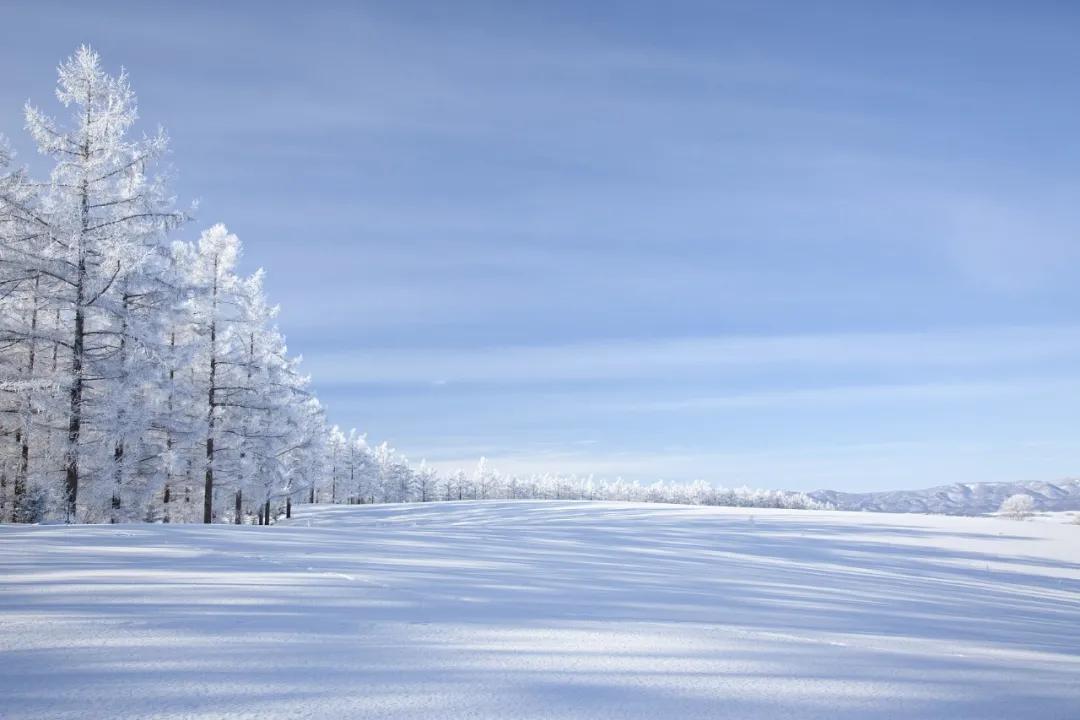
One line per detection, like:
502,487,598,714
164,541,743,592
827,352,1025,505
316,443,827,510
0,48,823,524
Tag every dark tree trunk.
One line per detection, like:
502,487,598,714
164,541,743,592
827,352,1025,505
51,309,60,372
163,331,176,524
0,455,7,522
203,260,219,524
111,293,131,524
203,435,214,524
65,301,84,521
111,440,123,523
65,155,91,523
331,457,337,504
15,429,28,520
14,278,39,521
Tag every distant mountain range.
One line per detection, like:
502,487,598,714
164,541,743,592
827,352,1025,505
808,479,1080,515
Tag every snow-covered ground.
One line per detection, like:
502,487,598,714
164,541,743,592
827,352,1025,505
1,501,1078,719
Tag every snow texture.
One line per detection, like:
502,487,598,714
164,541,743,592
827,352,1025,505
1,501,1078,719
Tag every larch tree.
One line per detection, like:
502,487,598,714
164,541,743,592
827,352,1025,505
23,47,184,520
415,460,437,503
175,224,242,523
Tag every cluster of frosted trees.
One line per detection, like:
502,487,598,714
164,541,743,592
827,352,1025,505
0,48,325,524
1,48,823,525
318,444,827,510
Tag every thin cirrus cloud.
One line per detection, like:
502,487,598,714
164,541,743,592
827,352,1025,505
304,325,1080,386
605,377,1080,414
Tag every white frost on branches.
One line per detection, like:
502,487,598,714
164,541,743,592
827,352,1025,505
999,494,1035,520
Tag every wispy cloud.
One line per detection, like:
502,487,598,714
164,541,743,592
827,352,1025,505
607,377,1080,413
305,325,1080,385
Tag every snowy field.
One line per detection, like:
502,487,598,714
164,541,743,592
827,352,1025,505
1,502,1078,719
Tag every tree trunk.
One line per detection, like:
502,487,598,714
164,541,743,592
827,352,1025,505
65,300,84,521
330,453,337,504
14,277,40,521
51,309,60,372
15,429,28,522
65,139,91,523
111,421,124,522
203,435,214,524
203,273,218,524
0,453,7,523
163,332,176,524
110,293,131,524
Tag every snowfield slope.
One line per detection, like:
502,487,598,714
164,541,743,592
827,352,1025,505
1,502,1078,719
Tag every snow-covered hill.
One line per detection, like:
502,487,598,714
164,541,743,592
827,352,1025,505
2,501,1078,719
809,478,1080,515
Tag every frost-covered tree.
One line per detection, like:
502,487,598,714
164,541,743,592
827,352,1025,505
231,270,313,524
279,395,327,513
340,429,376,504
326,426,347,504
21,47,184,520
439,469,462,501
474,457,496,500
999,494,1035,520
415,460,438,503
174,224,243,522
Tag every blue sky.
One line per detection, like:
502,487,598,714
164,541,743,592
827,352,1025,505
4,1,1080,491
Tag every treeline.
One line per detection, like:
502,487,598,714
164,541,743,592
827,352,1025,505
318,444,827,510
1,48,822,525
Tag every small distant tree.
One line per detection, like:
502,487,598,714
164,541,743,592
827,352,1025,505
999,494,1035,520
411,461,436,502
474,457,495,500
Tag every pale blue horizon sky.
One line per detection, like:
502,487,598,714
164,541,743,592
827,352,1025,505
4,1,1080,491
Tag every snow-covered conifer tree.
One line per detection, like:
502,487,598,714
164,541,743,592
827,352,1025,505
175,224,244,522
21,47,185,520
